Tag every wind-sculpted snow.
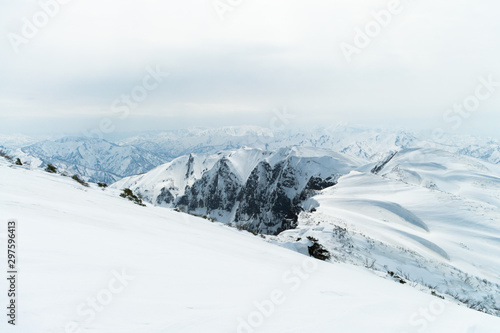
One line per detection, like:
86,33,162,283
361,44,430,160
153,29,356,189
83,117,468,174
378,149,500,202
395,231,450,260
331,199,430,232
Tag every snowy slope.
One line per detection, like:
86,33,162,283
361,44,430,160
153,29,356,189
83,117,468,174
1,159,500,332
273,148,500,316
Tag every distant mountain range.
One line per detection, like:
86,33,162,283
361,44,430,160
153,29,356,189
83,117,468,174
20,137,167,184
1,126,499,184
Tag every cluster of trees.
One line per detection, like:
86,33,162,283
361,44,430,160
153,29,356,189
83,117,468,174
120,188,146,206
45,163,57,173
72,174,89,187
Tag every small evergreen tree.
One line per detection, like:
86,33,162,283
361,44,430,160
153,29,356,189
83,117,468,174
97,182,108,188
15,158,22,166
45,164,57,173
120,188,146,206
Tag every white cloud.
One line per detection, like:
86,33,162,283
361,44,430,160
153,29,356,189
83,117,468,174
0,0,499,136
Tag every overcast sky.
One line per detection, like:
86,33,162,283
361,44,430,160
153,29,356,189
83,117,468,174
0,0,499,137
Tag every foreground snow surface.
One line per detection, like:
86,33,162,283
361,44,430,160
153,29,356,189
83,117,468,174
1,161,500,333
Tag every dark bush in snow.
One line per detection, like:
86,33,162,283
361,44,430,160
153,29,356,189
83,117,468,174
72,174,89,187
45,164,57,173
120,188,146,206
307,236,331,261
0,150,12,161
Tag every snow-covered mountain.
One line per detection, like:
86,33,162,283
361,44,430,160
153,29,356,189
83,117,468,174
458,141,500,165
272,148,500,316
21,137,168,184
113,147,360,234
2,155,500,333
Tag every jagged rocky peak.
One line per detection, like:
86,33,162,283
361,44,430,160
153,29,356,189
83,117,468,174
112,147,360,235
371,151,398,174
179,156,242,213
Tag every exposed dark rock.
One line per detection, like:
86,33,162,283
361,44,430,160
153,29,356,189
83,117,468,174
156,187,174,205
371,151,398,174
